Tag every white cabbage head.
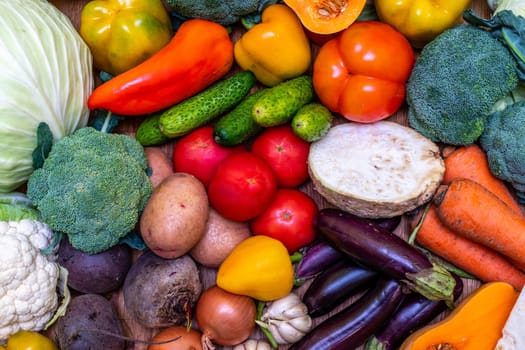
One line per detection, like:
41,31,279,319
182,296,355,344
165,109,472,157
0,0,93,192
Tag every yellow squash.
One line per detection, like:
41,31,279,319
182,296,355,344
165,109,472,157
80,0,173,76
400,282,519,350
216,235,294,301
375,0,473,48
234,4,311,87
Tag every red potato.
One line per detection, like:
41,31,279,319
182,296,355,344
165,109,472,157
140,173,209,259
144,146,174,188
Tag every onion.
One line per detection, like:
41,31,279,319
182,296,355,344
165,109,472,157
147,326,203,350
195,285,257,349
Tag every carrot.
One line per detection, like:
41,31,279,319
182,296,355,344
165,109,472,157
435,178,525,272
442,144,523,216
413,204,525,291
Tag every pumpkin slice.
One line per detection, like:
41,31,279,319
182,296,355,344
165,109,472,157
400,282,519,350
308,121,444,218
283,0,367,35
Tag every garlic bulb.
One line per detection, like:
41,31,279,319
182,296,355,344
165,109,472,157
259,293,313,344
233,339,272,350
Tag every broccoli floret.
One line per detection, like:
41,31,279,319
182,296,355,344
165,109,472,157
480,101,525,202
163,0,278,25
407,24,519,146
26,127,152,254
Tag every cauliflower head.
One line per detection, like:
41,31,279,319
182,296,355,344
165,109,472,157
26,127,153,254
0,219,59,341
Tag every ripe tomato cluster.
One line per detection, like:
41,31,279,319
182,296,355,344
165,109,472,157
173,124,318,253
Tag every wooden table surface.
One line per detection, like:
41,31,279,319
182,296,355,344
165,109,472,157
47,1,493,349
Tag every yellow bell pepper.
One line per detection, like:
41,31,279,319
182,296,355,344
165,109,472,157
79,0,173,76
234,4,311,87
375,0,473,48
216,235,294,301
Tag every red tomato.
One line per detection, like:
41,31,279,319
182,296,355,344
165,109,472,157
208,152,277,222
172,126,245,187
313,21,415,123
251,188,318,253
250,125,310,188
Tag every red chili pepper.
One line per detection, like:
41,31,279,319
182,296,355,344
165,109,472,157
87,19,234,116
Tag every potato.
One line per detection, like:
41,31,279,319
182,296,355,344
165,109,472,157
308,121,445,218
144,146,174,188
190,208,251,268
140,172,209,259
51,294,125,350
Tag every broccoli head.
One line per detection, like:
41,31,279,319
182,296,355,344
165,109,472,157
163,0,278,25
480,101,525,202
27,127,153,254
407,24,519,146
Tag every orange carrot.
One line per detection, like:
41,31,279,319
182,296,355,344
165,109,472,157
435,178,525,272
442,144,523,216
414,204,525,291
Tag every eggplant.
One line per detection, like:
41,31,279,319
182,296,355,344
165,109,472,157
303,260,378,317
289,278,404,350
295,215,401,281
316,208,457,303
365,274,464,350
367,215,401,232
295,241,344,281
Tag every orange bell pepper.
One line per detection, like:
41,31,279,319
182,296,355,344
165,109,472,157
87,19,234,116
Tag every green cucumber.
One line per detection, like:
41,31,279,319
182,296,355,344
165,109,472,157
252,75,314,127
159,70,256,138
135,112,170,146
291,102,334,142
213,89,267,146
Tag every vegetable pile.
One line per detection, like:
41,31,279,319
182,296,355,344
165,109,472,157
2,0,525,349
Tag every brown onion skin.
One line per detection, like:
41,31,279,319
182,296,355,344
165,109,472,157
195,285,257,347
148,326,203,350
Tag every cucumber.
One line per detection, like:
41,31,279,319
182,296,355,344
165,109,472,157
213,88,267,146
159,70,256,138
252,75,314,127
135,112,170,146
291,102,334,142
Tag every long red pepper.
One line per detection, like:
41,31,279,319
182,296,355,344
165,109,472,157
87,19,234,116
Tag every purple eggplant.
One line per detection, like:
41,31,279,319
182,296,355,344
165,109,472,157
289,278,405,350
367,215,401,232
295,215,401,282
316,208,457,304
303,260,378,317
295,241,344,281
364,274,464,350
